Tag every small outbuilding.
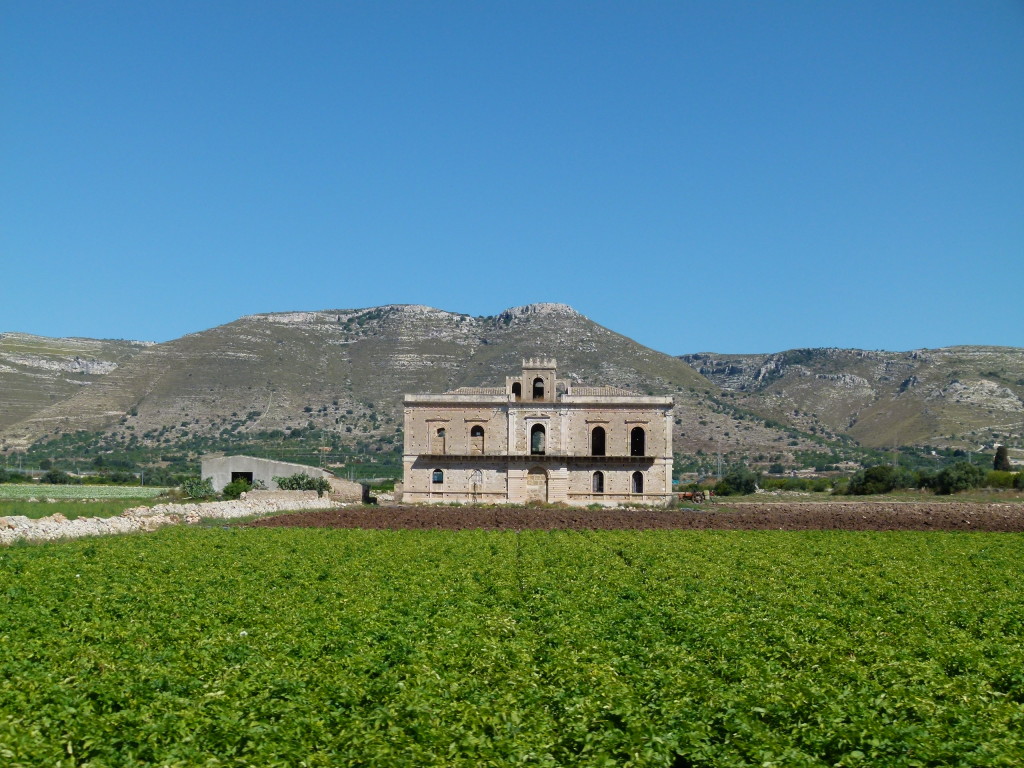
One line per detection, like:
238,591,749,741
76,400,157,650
200,455,365,502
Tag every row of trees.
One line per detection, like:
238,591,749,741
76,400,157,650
846,462,1023,496
704,460,1023,497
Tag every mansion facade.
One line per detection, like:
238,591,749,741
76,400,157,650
401,359,673,506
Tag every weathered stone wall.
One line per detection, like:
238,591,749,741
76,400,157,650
0,491,334,545
201,455,336,493
402,360,674,506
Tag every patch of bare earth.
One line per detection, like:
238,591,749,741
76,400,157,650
247,502,1024,532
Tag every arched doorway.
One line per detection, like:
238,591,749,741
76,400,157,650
526,466,548,503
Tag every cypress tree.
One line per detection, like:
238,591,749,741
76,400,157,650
994,445,1012,471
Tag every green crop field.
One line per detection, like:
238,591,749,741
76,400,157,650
0,485,169,520
1,528,1022,767
0,498,161,521
0,484,168,500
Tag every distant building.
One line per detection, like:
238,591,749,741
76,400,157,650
201,455,364,502
401,359,673,506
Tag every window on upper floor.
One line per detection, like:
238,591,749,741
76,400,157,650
530,424,546,455
532,377,544,400
591,426,606,456
630,427,646,456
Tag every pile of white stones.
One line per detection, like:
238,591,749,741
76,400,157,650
0,490,335,545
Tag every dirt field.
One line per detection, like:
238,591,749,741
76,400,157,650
248,501,1024,532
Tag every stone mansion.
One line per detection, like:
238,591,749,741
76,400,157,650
401,359,673,506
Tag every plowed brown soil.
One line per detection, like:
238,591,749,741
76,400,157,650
248,501,1024,532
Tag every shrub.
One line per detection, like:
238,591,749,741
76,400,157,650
714,465,759,496
847,465,896,495
42,469,79,485
273,473,332,497
916,470,937,490
934,461,986,495
222,478,251,500
181,477,215,500
1016,472,1024,490
986,470,1016,490
891,466,919,490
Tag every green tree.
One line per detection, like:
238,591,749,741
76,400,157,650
42,469,77,485
847,465,896,495
994,445,1012,472
934,461,986,495
714,465,760,496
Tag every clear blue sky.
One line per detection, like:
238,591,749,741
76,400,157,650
3,1,1022,354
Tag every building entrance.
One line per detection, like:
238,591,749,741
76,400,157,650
526,467,548,503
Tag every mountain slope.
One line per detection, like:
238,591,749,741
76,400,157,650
7,304,779,458
680,347,1024,450
0,333,152,431
6,308,1018,468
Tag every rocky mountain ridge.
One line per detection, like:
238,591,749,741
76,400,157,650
1,307,1021,466
680,346,1024,450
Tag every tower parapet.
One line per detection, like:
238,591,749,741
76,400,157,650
522,357,557,370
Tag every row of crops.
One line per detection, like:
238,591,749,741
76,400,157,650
1,527,1022,766
0,483,167,500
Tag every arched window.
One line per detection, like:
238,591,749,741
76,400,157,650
532,377,545,400
511,382,522,401
470,469,483,487
630,427,646,456
530,423,546,455
470,425,484,454
432,469,444,485
591,426,606,456
592,471,604,493
631,471,644,494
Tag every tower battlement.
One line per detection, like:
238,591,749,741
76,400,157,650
522,357,557,369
